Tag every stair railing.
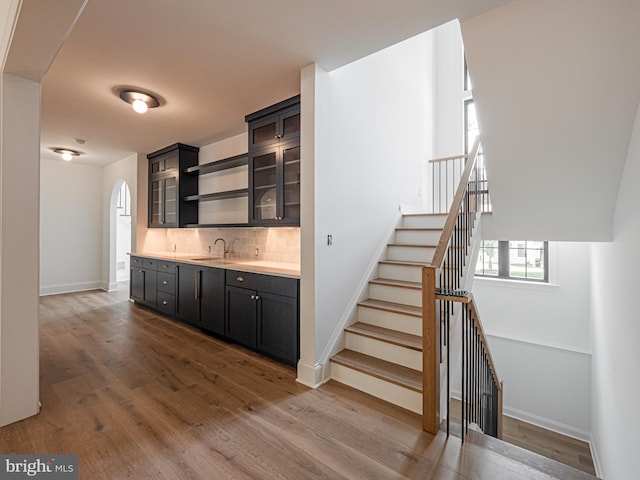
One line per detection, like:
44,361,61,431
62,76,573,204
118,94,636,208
422,137,502,440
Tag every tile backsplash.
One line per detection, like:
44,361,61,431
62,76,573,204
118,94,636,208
165,227,300,264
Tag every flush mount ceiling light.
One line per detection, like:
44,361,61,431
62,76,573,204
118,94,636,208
52,148,81,161
118,90,160,114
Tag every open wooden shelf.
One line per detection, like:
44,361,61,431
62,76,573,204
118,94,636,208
183,188,248,202
184,153,248,175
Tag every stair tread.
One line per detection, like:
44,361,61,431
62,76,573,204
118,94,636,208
346,322,422,351
402,213,448,217
370,278,422,290
358,298,422,317
388,243,437,248
396,227,443,231
330,349,422,392
380,260,430,267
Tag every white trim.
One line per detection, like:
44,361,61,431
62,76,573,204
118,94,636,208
296,360,324,388
485,332,591,356
450,392,591,443
589,435,603,479
503,406,591,443
39,281,104,296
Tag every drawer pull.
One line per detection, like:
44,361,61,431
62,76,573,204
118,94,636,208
162,300,168,305
163,264,169,269
236,276,244,282
162,280,168,285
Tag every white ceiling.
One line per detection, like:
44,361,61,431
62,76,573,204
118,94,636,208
10,0,514,166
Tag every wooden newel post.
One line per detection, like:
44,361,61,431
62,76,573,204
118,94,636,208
422,266,440,434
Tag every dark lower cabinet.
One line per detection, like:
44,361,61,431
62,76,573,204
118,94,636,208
225,286,258,346
199,267,225,335
176,263,225,332
130,256,299,367
225,270,299,366
130,256,157,308
176,263,199,326
257,292,298,366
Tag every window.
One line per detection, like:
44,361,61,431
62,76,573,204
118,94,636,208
476,240,549,282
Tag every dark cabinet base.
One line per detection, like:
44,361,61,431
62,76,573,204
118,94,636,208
130,258,299,367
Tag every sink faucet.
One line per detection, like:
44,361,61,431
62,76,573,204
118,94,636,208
214,238,228,258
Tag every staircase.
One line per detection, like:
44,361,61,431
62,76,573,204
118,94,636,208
329,212,448,414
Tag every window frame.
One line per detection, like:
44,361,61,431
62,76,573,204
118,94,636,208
476,240,549,283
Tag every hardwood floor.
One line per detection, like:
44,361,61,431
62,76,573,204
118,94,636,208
0,288,598,479
448,398,596,476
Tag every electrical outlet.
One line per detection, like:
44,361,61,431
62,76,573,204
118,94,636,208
327,234,333,246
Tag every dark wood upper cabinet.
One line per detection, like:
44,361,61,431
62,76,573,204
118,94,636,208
147,143,199,228
246,96,300,226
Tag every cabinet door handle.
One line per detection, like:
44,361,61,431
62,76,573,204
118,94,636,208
162,300,168,305
236,276,244,282
162,280,168,285
195,270,200,300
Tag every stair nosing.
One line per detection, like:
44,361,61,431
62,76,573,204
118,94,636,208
388,243,437,248
345,322,422,351
370,278,422,290
358,298,422,318
330,350,422,392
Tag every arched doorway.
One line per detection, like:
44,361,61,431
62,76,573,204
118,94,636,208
111,180,132,289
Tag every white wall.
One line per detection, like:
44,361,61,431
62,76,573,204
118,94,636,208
461,0,640,241
471,242,592,440
40,159,103,295
0,73,41,425
306,30,435,379
589,100,640,480
102,154,137,291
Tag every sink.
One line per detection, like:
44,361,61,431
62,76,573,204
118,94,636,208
189,256,225,261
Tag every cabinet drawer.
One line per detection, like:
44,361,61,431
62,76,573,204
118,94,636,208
257,275,298,297
157,272,176,294
142,258,158,271
157,260,176,273
130,256,143,268
226,270,258,290
157,293,175,316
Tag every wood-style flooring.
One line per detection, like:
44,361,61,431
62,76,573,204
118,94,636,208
0,288,599,479
449,398,596,476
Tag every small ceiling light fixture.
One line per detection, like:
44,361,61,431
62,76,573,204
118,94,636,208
52,148,81,161
118,90,160,114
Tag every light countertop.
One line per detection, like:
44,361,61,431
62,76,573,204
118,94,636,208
129,252,300,279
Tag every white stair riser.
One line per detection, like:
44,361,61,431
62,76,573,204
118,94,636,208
378,263,423,283
395,229,442,245
345,333,422,371
402,215,447,229
358,306,422,336
369,284,421,308
330,363,422,414
387,246,435,263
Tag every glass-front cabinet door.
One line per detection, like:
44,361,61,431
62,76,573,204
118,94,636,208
282,144,300,222
250,150,278,222
249,143,300,226
149,175,178,227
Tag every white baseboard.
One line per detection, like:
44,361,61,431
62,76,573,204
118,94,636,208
39,281,104,296
588,435,603,479
296,360,324,388
450,392,591,443
503,406,591,443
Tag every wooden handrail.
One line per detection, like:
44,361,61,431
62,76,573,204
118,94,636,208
430,137,481,268
428,153,468,164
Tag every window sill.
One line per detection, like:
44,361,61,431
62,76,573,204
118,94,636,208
473,275,559,291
